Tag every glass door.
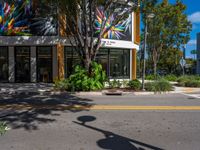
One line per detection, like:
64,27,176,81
15,47,31,82
0,47,8,82
37,47,53,83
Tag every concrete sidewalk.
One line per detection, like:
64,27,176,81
0,83,53,94
1,83,200,96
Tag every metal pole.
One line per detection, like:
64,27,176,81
142,18,147,91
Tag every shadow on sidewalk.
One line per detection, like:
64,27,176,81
0,93,93,131
73,116,164,150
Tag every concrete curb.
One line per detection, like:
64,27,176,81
0,90,176,96
1,87,200,96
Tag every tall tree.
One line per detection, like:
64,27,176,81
158,47,183,74
141,0,192,75
54,0,139,73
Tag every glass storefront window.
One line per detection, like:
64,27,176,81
64,47,130,79
110,49,124,78
64,47,81,78
0,47,8,82
123,50,130,78
96,49,109,76
37,47,53,83
15,47,31,82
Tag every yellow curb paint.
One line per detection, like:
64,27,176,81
1,105,200,110
184,89,195,93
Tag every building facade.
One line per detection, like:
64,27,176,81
197,33,200,74
0,0,140,83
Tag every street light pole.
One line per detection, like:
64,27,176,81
142,18,148,91
142,13,155,91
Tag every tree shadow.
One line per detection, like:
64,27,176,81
73,116,164,150
0,93,93,131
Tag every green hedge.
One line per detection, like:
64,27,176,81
177,75,200,87
146,74,178,82
54,62,107,91
128,79,141,90
164,74,177,82
184,80,200,87
145,79,173,92
145,74,160,80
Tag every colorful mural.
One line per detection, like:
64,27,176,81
0,0,31,35
95,8,132,41
0,0,57,36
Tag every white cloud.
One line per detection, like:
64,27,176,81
187,39,197,46
188,12,200,23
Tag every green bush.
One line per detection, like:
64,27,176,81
54,62,107,91
128,79,141,90
54,79,70,91
184,80,200,87
177,75,200,87
69,62,107,91
0,122,9,136
145,74,161,80
164,74,177,82
122,80,129,88
108,79,122,88
145,82,156,92
145,79,173,93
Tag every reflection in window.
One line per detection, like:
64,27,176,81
37,47,53,82
64,47,81,78
64,47,130,79
15,47,31,82
96,49,109,76
110,49,130,78
0,47,8,82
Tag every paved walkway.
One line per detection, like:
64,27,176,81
1,83,200,96
0,83,53,94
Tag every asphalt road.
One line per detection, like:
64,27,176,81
0,93,200,150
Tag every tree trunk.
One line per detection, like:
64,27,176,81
154,62,157,76
84,58,92,75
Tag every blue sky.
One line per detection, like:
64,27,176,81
176,0,200,58
141,0,200,58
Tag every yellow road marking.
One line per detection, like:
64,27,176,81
90,105,200,110
1,105,200,110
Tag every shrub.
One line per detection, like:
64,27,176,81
54,79,70,91
54,62,107,91
108,79,122,88
128,79,141,90
122,80,129,88
145,74,161,80
0,122,9,136
184,80,200,87
145,79,173,93
176,75,200,87
164,74,177,82
69,62,107,91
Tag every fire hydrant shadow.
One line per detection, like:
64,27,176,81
73,116,164,150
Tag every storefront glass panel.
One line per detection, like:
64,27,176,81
15,47,30,82
64,47,81,78
64,47,130,79
37,47,53,82
0,47,8,82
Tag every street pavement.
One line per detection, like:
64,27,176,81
0,92,200,150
